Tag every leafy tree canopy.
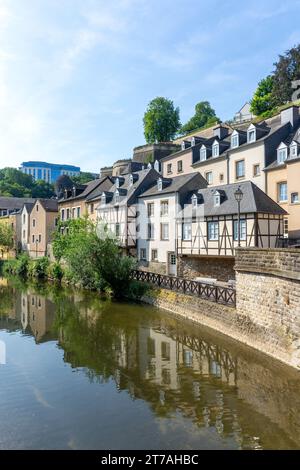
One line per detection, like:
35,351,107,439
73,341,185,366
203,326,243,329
0,168,55,198
143,97,181,143
250,75,274,115
180,101,219,135
272,44,300,106
72,172,97,185
0,222,14,253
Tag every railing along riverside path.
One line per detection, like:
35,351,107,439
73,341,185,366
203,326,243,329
131,270,236,307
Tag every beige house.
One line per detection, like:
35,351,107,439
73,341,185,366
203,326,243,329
27,199,58,258
266,129,300,242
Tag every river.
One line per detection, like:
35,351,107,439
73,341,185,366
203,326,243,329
0,277,299,450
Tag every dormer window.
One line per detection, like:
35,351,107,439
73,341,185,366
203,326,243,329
129,174,133,187
247,124,256,143
114,190,120,205
214,191,221,207
181,141,185,151
212,141,219,157
157,178,162,191
72,186,76,197
231,131,239,148
191,194,197,209
200,145,207,161
101,192,106,205
154,160,160,172
115,178,119,188
277,143,288,164
290,142,298,158
191,137,195,147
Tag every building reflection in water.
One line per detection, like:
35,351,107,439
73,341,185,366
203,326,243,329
0,280,300,449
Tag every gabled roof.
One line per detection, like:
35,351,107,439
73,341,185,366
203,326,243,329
58,177,108,203
0,197,36,211
183,181,287,216
38,199,58,212
139,172,207,198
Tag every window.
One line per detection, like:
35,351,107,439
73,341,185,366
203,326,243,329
72,208,76,219
32,219,36,228
235,160,245,179
23,214,26,224
231,132,239,148
32,235,35,243
140,248,146,260
129,174,133,186
38,234,42,243
253,164,260,177
101,193,106,205
55,218,58,226
115,178,120,188
182,223,192,241
219,173,224,182
151,249,158,261
160,223,169,240
115,223,120,237
23,230,26,239
192,194,197,209
205,171,213,185
90,203,94,214
177,160,183,172
233,219,246,241
278,147,287,163
291,192,299,204
36,204,39,212
147,203,154,217
61,209,65,221
77,207,81,218
212,142,219,157
207,221,219,240
167,163,172,174
214,192,221,207
247,127,256,143
160,200,168,216
161,342,171,361
157,178,162,191
181,141,186,151
290,144,298,158
114,190,120,205
147,223,154,239
66,208,70,220
200,146,206,161
278,182,288,202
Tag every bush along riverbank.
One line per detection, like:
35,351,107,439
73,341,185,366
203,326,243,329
2,218,149,301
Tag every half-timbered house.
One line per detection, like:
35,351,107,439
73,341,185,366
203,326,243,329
176,181,287,281
96,168,159,255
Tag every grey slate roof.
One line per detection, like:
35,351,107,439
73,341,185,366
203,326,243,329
38,199,58,212
0,197,36,211
183,181,287,216
58,177,106,202
139,172,207,198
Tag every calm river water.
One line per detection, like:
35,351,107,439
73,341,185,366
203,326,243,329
0,277,300,450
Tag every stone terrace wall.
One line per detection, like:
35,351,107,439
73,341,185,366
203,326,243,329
235,248,300,369
178,256,235,282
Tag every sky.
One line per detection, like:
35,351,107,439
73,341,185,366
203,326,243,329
0,0,300,173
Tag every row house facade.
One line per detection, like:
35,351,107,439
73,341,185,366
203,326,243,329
96,168,159,255
25,199,58,258
136,174,286,281
159,106,300,244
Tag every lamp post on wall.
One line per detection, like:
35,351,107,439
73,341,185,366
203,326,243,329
234,187,244,248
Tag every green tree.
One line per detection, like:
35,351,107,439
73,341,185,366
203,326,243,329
143,97,180,143
0,168,55,198
52,218,137,297
250,75,274,115
271,44,300,106
72,172,97,185
180,101,219,135
0,222,14,257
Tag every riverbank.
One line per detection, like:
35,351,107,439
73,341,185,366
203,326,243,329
141,286,300,371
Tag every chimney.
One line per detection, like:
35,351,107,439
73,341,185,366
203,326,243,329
280,106,299,128
213,125,228,139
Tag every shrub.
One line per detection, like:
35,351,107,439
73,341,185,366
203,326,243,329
28,257,49,279
15,254,29,277
47,262,64,281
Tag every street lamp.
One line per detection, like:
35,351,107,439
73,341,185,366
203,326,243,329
234,187,244,248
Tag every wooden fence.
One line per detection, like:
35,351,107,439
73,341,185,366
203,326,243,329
131,270,236,307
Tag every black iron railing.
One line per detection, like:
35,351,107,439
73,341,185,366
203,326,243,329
131,270,236,307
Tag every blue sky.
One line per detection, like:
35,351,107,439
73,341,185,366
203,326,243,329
0,0,300,173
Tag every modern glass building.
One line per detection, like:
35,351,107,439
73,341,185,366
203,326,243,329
20,161,81,184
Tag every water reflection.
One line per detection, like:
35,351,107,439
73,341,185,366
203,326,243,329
0,279,300,450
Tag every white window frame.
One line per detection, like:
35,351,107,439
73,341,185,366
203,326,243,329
207,221,219,241
160,223,169,240
140,248,147,261
277,182,288,202
247,125,256,143
233,219,246,241
291,192,299,204
200,146,207,161
205,171,213,185
277,145,288,164
212,141,219,157
182,223,192,241
231,131,239,148
157,178,162,191
290,143,298,158
160,200,168,216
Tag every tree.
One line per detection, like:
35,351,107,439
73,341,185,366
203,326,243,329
0,222,14,257
72,172,97,185
250,75,274,115
0,168,55,198
143,97,180,143
271,44,300,106
180,101,219,135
